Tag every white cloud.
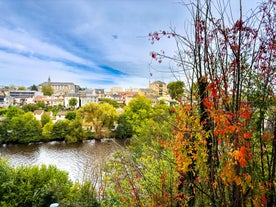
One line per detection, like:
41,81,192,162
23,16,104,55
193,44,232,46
0,0,262,89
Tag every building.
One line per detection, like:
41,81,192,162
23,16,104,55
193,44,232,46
110,87,123,94
9,90,41,98
138,88,157,97
39,77,79,95
9,90,43,105
149,81,167,97
34,95,64,106
93,89,105,99
64,91,98,108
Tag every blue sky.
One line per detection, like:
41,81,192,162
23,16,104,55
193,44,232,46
0,0,260,89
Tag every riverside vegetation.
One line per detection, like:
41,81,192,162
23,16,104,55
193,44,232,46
1,0,276,206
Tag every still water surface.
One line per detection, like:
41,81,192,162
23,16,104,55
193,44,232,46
0,139,127,182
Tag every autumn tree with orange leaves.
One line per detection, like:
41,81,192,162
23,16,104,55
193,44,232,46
149,0,276,206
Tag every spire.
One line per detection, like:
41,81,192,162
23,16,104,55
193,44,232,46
48,76,51,83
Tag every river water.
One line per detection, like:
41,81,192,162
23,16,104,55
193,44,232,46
0,139,127,183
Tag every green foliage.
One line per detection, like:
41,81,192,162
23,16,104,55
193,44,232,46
30,84,38,91
64,181,100,207
22,104,39,112
78,102,118,139
102,127,177,206
41,112,51,127
114,113,132,139
101,97,176,206
51,120,70,141
65,116,87,143
0,159,100,207
0,105,98,143
122,95,153,137
42,84,54,96
6,112,42,143
69,98,78,109
0,108,8,116
17,86,26,90
36,101,46,109
100,98,120,108
65,111,77,120
42,121,54,140
5,106,24,118
167,80,184,100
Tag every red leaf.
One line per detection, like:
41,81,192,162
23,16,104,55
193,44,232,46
151,52,157,59
262,195,268,204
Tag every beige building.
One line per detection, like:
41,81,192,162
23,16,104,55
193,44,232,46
110,87,123,94
149,81,167,97
39,77,79,95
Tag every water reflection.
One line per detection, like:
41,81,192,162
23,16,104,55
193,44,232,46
0,139,126,182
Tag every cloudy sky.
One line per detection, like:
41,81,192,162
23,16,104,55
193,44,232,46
0,0,259,90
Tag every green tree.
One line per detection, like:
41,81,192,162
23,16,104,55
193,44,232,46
167,80,184,100
65,116,87,143
78,102,118,140
64,181,100,207
100,98,119,108
42,83,54,96
114,113,132,139
5,106,24,119
42,121,54,140
8,112,42,143
102,102,176,206
65,111,77,120
41,112,51,127
30,84,38,91
123,95,153,137
51,120,70,141
0,159,100,207
69,97,78,109
36,101,46,109
17,86,26,90
22,104,39,112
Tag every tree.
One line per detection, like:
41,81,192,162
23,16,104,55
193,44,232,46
148,0,276,206
5,106,24,119
65,111,77,120
36,101,46,109
17,86,26,90
42,83,54,96
8,112,42,143
65,116,87,143
123,95,153,137
114,113,132,139
167,80,185,100
101,99,177,206
30,84,38,91
100,98,120,108
51,120,70,141
0,159,100,207
22,104,39,112
41,112,51,127
69,97,78,109
78,103,118,140
42,121,54,140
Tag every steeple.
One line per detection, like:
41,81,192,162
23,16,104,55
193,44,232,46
48,76,51,83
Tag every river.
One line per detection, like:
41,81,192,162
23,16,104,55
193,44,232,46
0,139,127,183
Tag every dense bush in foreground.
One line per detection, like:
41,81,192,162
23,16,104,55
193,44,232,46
0,158,99,207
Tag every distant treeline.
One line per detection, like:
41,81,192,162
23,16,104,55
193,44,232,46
0,96,160,144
